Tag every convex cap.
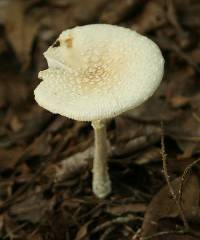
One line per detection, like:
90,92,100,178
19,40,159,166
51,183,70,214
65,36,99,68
35,24,164,121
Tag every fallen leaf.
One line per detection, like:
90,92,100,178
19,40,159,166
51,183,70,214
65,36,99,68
112,119,161,157
74,221,91,240
166,110,200,159
180,2,200,30
0,0,11,24
106,203,146,216
0,214,4,233
12,107,53,144
169,95,190,108
0,73,29,108
5,0,40,68
131,1,167,33
141,174,199,237
4,214,25,239
99,0,141,24
189,48,200,65
54,146,93,182
125,90,181,123
0,147,23,171
134,147,161,165
165,0,190,49
49,0,108,32
8,191,49,223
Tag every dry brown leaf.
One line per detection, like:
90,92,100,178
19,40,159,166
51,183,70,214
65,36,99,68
141,174,199,237
156,32,200,72
165,0,190,49
5,0,39,68
134,147,161,165
12,107,53,144
125,91,181,123
0,37,6,55
0,73,29,108
0,147,23,170
26,232,43,240
55,146,93,182
170,95,190,108
112,120,161,157
189,49,200,64
8,191,49,224
0,214,4,233
143,232,199,240
131,1,167,33
4,214,24,239
0,0,11,24
74,221,91,240
48,0,75,6
180,2,200,30
167,114,200,159
68,0,108,24
99,0,139,24
48,0,108,32
0,0,200,239
106,203,146,216
166,66,195,99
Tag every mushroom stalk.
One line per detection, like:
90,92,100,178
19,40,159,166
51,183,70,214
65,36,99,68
91,120,111,198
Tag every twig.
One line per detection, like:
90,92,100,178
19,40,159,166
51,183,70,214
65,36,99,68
91,215,143,235
3,222,28,240
132,228,142,240
160,122,190,230
192,112,200,123
100,226,115,240
178,158,200,206
142,229,186,240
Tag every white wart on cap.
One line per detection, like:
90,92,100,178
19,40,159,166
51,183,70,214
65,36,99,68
34,24,164,121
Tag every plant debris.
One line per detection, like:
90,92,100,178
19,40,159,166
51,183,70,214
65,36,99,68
0,0,200,239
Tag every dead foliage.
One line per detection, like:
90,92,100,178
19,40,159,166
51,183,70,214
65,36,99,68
0,0,200,239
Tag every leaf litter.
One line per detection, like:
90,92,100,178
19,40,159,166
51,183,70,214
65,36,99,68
0,0,200,239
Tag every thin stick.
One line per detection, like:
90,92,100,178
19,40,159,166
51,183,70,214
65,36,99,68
160,122,190,230
91,215,143,234
178,158,200,205
142,229,186,240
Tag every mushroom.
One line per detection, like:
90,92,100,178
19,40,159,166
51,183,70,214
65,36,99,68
34,24,164,198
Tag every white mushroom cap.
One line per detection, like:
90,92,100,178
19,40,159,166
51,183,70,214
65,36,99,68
34,24,164,121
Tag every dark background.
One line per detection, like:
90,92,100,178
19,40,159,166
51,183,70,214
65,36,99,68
0,0,200,239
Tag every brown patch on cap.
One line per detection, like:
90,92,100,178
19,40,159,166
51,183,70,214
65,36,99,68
66,37,73,48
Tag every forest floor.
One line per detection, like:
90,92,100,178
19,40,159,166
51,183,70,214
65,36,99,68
0,0,200,239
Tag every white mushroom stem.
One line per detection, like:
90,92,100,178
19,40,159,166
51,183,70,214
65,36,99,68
91,120,111,198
